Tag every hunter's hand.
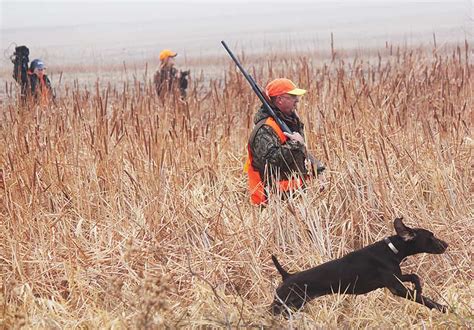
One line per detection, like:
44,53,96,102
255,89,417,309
284,132,305,144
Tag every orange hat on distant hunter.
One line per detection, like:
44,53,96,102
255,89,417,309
159,49,177,61
265,78,306,98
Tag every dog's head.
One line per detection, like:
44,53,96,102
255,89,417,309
394,217,448,254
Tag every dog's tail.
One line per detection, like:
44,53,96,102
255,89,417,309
271,255,291,280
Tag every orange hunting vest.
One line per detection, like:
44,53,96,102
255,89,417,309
28,72,51,106
245,117,304,205
39,76,50,106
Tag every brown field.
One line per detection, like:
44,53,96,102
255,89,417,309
1,42,473,328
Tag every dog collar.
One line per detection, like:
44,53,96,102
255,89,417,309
384,238,399,254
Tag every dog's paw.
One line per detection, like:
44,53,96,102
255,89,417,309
430,300,448,313
422,296,448,313
437,304,449,313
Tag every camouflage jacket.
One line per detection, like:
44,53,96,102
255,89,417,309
248,106,308,182
154,66,178,95
29,74,53,98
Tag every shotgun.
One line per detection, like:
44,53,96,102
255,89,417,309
221,40,325,174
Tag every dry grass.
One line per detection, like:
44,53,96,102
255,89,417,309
1,42,473,328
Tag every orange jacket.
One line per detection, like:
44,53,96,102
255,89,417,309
245,117,304,205
27,71,53,106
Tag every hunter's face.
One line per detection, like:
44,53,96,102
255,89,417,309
34,68,45,77
165,57,175,66
276,93,299,115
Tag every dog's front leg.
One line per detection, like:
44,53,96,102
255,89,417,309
388,283,447,312
399,274,422,294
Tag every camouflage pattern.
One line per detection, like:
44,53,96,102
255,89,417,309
154,66,178,96
249,105,308,183
154,66,189,98
29,74,53,99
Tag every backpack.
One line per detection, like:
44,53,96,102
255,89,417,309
11,45,30,86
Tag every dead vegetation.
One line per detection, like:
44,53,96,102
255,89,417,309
1,42,472,328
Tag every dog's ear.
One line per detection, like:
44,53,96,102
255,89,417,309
394,217,416,241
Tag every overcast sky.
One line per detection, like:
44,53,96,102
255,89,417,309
2,0,472,29
1,1,472,65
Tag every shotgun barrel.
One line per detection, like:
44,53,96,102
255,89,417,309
221,40,291,133
221,40,325,174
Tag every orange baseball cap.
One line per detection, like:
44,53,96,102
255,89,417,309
265,78,306,98
159,49,177,61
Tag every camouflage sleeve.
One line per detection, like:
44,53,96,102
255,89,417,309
250,125,308,177
30,76,38,97
171,67,178,79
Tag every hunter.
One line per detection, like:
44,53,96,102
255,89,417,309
154,49,189,98
11,45,54,105
245,78,309,205
28,59,54,106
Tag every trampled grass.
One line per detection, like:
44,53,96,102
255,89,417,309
1,42,473,328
